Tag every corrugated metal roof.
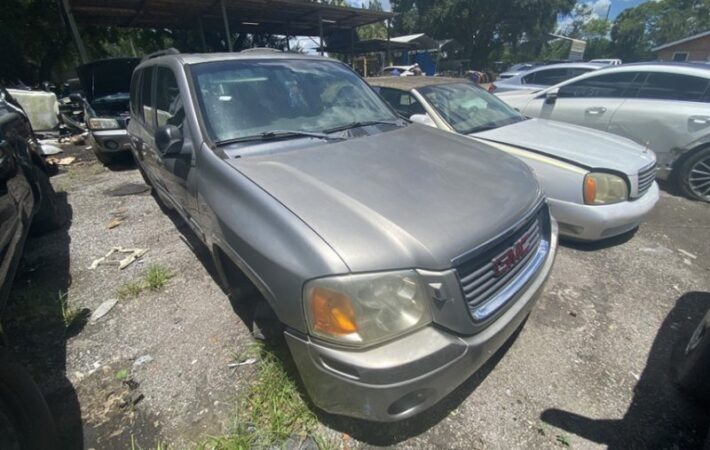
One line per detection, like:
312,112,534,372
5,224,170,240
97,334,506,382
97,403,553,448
652,30,710,52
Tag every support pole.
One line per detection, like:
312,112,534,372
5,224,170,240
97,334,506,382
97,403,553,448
350,28,355,67
220,0,233,52
286,35,291,52
198,17,208,52
386,19,391,66
318,12,324,56
61,0,88,64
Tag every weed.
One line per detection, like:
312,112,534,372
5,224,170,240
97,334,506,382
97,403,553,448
117,281,145,300
115,368,129,381
144,264,173,291
556,434,571,447
130,435,168,450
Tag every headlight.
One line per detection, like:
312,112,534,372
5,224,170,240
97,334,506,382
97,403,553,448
88,117,120,130
583,172,628,205
304,270,432,346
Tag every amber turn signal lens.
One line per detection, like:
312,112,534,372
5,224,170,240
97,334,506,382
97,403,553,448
583,175,597,204
310,287,358,335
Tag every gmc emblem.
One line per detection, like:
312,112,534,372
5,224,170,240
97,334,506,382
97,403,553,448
492,231,534,277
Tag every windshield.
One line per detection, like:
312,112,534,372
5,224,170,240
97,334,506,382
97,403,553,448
418,82,524,134
191,59,398,142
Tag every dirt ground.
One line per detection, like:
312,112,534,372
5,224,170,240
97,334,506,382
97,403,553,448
6,143,710,449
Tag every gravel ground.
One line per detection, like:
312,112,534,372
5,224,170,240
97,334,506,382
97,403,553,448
7,145,710,449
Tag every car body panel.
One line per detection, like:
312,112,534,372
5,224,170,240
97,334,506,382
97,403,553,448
494,62,607,93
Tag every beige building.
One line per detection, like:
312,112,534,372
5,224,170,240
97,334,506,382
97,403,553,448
653,30,710,62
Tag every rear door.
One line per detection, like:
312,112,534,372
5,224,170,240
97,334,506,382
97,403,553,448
608,71,710,166
522,71,639,131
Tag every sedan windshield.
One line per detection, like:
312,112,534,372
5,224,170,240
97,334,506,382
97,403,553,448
418,82,525,134
191,59,398,143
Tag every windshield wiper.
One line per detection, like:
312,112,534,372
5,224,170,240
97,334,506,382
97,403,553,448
215,130,345,147
322,120,402,134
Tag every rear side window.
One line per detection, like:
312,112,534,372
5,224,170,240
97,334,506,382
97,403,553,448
378,87,426,117
155,67,184,128
633,72,709,102
558,71,638,98
523,68,569,86
140,67,154,128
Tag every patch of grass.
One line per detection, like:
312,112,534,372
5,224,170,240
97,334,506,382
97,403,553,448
144,264,173,291
130,435,168,450
556,434,571,447
116,264,173,299
117,281,146,300
115,368,129,381
8,287,87,332
198,342,320,449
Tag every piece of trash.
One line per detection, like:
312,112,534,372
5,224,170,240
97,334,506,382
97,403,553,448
104,183,151,197
639,245,672,255
630,371,640,381
107,218,123,229
683,258,692,266
47,156,76,166
227,358,257,368
678,249,697,259
40,143,63,155
89,246,148,270
90,298,118,322
191,359,198,365
70,134,86,145
134,355,154,367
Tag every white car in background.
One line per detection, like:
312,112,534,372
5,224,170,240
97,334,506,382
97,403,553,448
492,62,609,93
589,58,622,66
370,76,659,241
497,62,710,202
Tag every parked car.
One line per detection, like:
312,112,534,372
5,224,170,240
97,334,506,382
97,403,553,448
381,64,423,76
127,50,558,421
589,58,622,66
491,62,609,93
0,87,61,449
498,62,544,79
497,62,710,202
370,76,659,241
77,57,140,165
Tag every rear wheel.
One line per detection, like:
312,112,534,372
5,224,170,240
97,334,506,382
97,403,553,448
0,351,56,450
676,147,710,203
674,310,710,403
29,166,63,235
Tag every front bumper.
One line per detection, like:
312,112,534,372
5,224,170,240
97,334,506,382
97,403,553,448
88,129,131,154
285,222,558,421
550,182,659,241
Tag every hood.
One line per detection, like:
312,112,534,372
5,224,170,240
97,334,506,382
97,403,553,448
474,118,656,174
229,124,541,273
77,58,140,105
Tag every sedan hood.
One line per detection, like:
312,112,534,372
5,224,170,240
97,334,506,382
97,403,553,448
229,124,541,272
474,118,656,174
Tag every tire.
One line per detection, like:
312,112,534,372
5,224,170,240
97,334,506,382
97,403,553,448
676,147,710,203
29,166,63,236
674,309,710,403
0,351,56,450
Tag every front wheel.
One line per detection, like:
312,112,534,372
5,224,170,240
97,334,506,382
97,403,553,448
674,309,710,403
676,147,710,203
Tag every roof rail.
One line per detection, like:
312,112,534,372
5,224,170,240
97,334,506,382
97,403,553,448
141,48,180,62
239,47,284,54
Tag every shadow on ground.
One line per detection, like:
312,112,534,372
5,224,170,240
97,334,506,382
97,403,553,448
3,191,85,450
541,291,710,449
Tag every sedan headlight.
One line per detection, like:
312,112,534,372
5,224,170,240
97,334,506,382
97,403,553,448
304,270,432,346
88,117,120,130
583,172,628,205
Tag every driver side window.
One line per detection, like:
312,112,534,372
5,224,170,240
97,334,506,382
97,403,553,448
378,87,426,117
155,67,184,129
558,72,638,98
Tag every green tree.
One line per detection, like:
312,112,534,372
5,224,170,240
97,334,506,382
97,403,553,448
358,0,388,40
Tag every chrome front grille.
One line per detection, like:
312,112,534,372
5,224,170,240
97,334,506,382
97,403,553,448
454,204,547,321
636,162,657,197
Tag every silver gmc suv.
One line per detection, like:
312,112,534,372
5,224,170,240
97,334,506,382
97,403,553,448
127,50,558,421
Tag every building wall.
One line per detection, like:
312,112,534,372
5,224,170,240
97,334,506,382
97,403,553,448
656,35,710,62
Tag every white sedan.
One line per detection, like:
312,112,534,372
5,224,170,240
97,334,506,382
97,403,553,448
370,76,659,241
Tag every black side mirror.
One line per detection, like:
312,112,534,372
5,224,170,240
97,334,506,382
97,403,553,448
155,125,183,156
68,93,83,103
544,88,559,105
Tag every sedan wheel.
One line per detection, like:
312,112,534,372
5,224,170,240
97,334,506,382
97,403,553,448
678,148,710,203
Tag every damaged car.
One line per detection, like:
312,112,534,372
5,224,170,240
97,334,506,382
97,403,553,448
127,50,558,421
77,57,140,164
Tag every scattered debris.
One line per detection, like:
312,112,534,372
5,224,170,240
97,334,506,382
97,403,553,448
134,355,154,367
227,358,257,368
89,247,148,270
107,218,123,229
39,143,63,155
104,183,150,197
90,298,118,322
107,207,127,229
677,248,697,260
568,311,577,318
70,133,87,145
639,245,673,255
47,156,76,166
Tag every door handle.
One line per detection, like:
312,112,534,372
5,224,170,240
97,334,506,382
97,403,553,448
585,107,607,115
689,116,710,125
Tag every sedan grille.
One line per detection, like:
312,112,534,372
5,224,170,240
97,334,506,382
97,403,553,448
636,162,657,197
454,203,548,321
